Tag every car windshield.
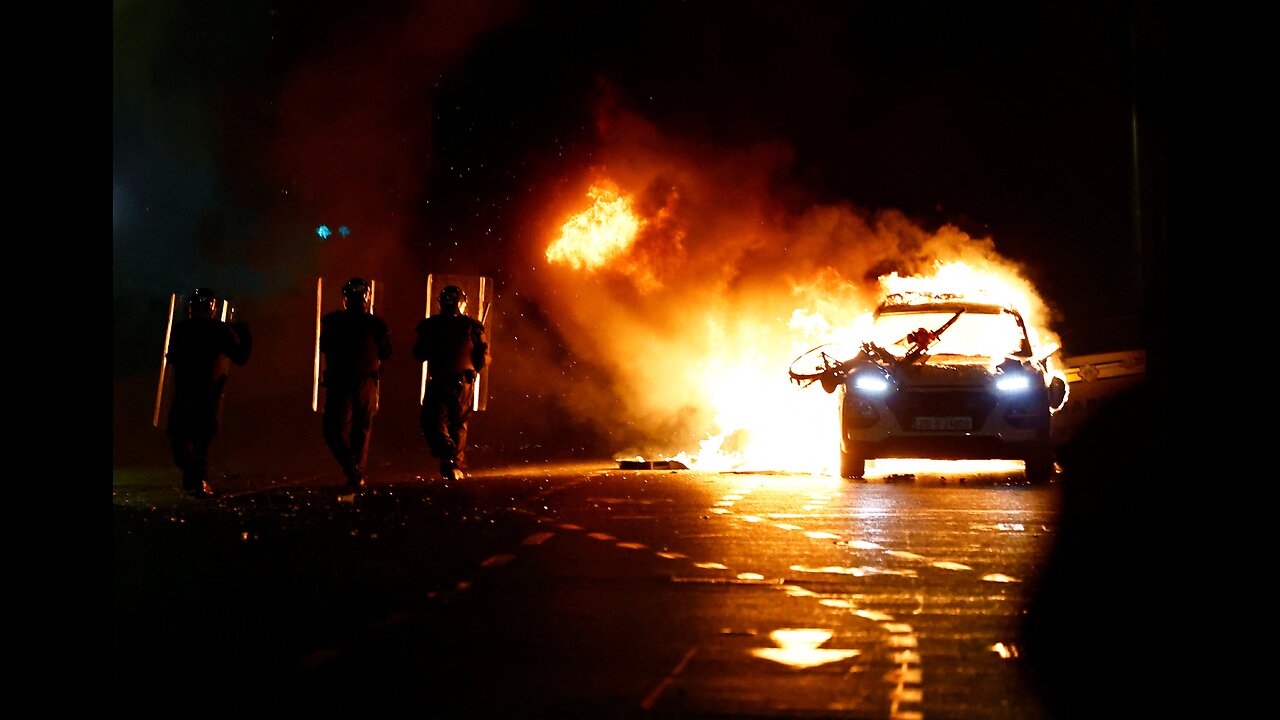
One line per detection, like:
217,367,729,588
869,308,1027,360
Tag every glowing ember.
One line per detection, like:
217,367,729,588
545,181,642,271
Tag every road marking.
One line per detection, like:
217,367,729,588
617,542,648,550
854,609,895,622
886,551,927,561
982,573,1021,583
930,561,971,571
522,532,555,545
481,554,516,568
639,646,698,711
586,532,616,541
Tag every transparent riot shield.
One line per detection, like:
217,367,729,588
153,294,236,427
420,274,493,412
311,276,382,412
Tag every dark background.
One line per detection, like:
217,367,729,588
113,1,1166,472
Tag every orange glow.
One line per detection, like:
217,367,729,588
545,181,642,271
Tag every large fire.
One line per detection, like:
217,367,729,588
539,172,1064,476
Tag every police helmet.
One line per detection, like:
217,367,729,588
187,287,217,317
439,285,467,309
342,277,370,308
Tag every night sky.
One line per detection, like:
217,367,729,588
113,1,1166,468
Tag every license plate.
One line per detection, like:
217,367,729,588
913,416,972,431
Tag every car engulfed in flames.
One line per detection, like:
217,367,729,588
791,297,1068,481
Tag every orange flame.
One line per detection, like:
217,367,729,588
545,181,642,271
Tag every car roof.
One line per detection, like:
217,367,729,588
875,301,1015,317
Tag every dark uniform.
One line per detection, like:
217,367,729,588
320,278,392,487
166,289,252,496
414,286,489,480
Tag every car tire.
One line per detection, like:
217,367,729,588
840,447,866,479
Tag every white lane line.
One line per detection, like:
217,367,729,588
885,551,928,561
480,554,516,568
522,532,555,545
639,646,699,711
586,532,616,541
854,609,895,622
617,542,648,550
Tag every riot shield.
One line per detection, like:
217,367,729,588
153,294,235,427
420,273,493,411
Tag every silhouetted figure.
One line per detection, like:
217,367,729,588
320,277,391,488
1020,381,1164,718
414,285,490,481
166,288,252,497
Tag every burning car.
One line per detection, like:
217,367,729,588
791,297,1068,481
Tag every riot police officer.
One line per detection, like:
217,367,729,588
166,288,252,497
320,277,392,488
414,285,490,481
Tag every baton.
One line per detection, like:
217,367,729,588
152,293,177,427
312,277,322,412
420,275,433,405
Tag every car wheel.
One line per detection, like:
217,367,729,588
840,446,866,479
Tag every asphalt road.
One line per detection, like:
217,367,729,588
114,458,1102,720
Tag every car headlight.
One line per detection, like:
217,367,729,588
852,372,891,393
994,373,1032,392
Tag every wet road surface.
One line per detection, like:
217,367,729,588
114,462,1064,718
